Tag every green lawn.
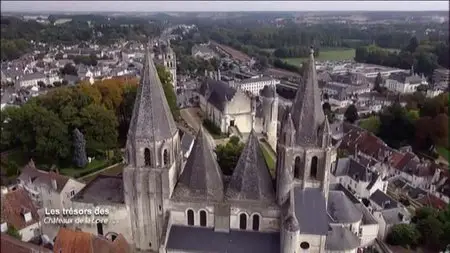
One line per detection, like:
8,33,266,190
59,159,111,178
259,141,276,177
283,48,356,65
359,116,381,134
437,146,450,162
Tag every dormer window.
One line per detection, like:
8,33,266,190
1,222,7,233
21,208,32,223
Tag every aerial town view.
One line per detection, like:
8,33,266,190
0,1,449,253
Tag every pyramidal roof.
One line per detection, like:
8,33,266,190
176,127,224,201
226,131,275,202
290,47,325,146
127,45,177,142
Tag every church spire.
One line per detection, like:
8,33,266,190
290,47,325,146
127,45,177,142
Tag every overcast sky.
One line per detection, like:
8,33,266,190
1,1,449,12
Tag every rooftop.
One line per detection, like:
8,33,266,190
72,174,125,205
166,225,280,253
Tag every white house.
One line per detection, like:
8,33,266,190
236,77,280,96
17,160,85,212
383,72,428,94
331,157,388,199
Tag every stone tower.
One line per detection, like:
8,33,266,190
123,46,182,251
163,40,177,88
260,84,278,151
276,47,335,252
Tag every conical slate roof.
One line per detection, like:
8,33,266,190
290,47,326,146
226,131,275,202
127,46,177,142
176,127,224,201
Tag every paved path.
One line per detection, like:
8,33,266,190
180,108,216,148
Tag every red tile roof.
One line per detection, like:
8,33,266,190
53,228,130,253
416,194,448,210
0,188,39,230
1,234,52,253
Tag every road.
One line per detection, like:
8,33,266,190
180,108,217,148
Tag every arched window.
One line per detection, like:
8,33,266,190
163,149,169,166
252,214,260,231
239,213,247,230
294,157,301,179
310,156,318,179
144,148,151,166
199,210,207,227
187,209,194,226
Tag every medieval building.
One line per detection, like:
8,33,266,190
67,47,379,253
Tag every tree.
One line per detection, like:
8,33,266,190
215,138,245,176
344,104,358,124
6,226,22,240
60,63,78,76
417,216,444,250
156,64,180,120
72,128,88,168
80,104,118,155
373,72,383,92
406,37,419,53
37,81,46,89
387,224,420,248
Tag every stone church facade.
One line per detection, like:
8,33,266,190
198,77,279,150
72,47,379,253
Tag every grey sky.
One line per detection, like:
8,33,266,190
1,1,449,12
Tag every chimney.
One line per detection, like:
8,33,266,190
1,186,8,195
21,208,32,223
217,69,221,81
204,69,208,77
51,179,57,190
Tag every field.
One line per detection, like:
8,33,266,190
283,48,356,65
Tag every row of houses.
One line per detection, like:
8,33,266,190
334,122,449,208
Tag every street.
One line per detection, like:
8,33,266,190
180,108,217,148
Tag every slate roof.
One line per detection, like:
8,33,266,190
72,174,125,205
17,160,70,193
1,234,52,253
327,191,362,224
259,84,276,98
289,48,326,147
198,77,236,112
369,190,398,210
380,207,410,225
325,225,360,251
174,127,224,201
293,187,329,235
226,131,275,202
127,46,178,142
0,188,39,230
166,225,280,253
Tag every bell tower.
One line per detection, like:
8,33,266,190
123,45,181,251
276,47,335,206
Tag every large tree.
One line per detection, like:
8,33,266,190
387,224,420,248
344,104,358,124
72,128,88,168
215,136,244,176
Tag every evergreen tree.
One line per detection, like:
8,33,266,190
72,128,88,168
344,104,359,124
